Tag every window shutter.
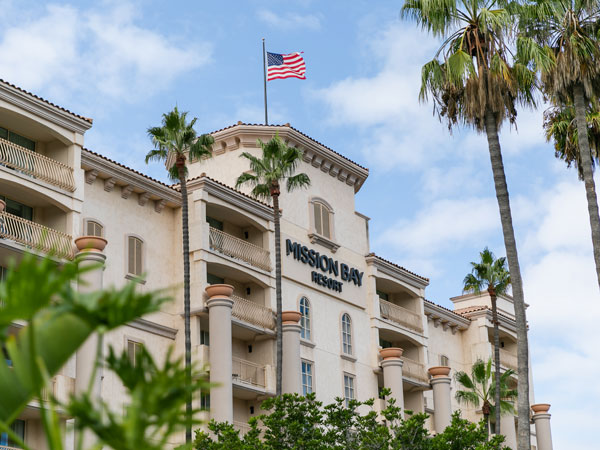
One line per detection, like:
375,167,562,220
135,239,142,276
321,205,330,238
87,221,103,237
313,202,322,234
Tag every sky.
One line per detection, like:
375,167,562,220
1,0,597,447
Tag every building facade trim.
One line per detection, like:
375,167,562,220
128,318,178,340
366,254,429,289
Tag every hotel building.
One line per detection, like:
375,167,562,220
0,80,553,450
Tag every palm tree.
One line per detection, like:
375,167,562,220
518,0,600,290
145,107,214,442
235,135,310,396
400,1,535,447
463,248,511,435
544,102,600,180
455,359,517,438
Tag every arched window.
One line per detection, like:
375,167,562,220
127,236,143,276
313,200,332,239
300,297,311,340
85,219,104,237
341,313,352,355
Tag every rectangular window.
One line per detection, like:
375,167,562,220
206,216,223,231
200,330,210,346
127,237,143,276
301,361,314,395
86,220,103,237
200,392,210,410
0,196,33,221
0,126,36,151
379,339,393,349
440,355,449,366
376,290,389,301
127,340,143,367
207,273,225,285
0,418,25,447
343,374,355,407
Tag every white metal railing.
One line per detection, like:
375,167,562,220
209,227,271,271
402,357,428,383
0,211,74,259
231,294,275,330
0,445,23,450
232,357,266,388
40,378,56,402
233,421,252,436
379,299,423,333
0,137,75,191
499,349,518,371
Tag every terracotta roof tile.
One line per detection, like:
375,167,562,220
208,122,368,172
367,253,429,282
424,299,472,322
453,304,515,322
0,79,93,124
82,148,176,189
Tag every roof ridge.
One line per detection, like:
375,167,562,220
366,252,429,282
0,79,93,124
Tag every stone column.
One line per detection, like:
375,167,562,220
205,284,234,423
428,366,452,433
532,404,553,450
500,414,517,449
74,236,107,448
282,311,302,394
379,348,405,417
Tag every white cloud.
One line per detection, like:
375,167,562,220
0,2,211,105
257,9,322,30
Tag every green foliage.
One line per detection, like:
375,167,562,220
146,106,214,181
0,253,208,449
194,393,508,450
463,247,511,296
235,134,311,199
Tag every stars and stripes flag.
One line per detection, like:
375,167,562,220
267,52,306,81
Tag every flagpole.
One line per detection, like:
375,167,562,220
262,38,268,125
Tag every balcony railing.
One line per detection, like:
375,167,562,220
379,299,423,333
402,357,428,383
499,348,518,371
0,137,75,192
39,375,75,403
0,211,74,259
231,294,275,330
209,227,271,272
0,445,23,450
232,357,266,388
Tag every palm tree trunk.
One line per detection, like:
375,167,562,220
489,288,501,436
484,109,530,450
484,413,490,439
178,165,192,443
272,191,283,396
573,83,600,291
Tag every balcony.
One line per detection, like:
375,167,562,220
0,446,22,450
39,374,75,404
402,357,428,383
209,227,271,272
0,137,75,192
232,294,275,330
380,299,423,333
0,211,74,259
499,348,518,372
232,356,266,389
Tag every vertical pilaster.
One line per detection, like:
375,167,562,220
428,366,452,433
205,284,234,423
531,404,553,450
282,311,302,394
500,414,517,449
379,348,405,416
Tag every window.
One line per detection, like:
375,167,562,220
206,216,223,231
343,374,355,407
341,313,352,355
379,339,393,349
0,126,36,151
313,201,332,239
376,290,389,301
299,297,311,340
301,361,314,395
0,196,33,221
207,273,225,285
127,340,143,366
200,392,210,410
86,220,104,237
127,236,143,276
0,419,25,447
0,266,7,281
440,355,449,366
200,330,210,346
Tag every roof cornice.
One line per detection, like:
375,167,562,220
211,124,369,193
424,300,471,330
458,307,517,333
82,150,181,207
365,254,429,289
0,81,93,134
187,175,274,221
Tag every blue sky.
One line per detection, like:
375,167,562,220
1,0,597,447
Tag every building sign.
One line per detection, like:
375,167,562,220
286,239,364,293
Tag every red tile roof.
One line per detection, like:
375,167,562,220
424,299,471,322
0,79,93,124
367,253,429,282
208,122,368,172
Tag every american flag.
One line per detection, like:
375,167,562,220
267,52,306,81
